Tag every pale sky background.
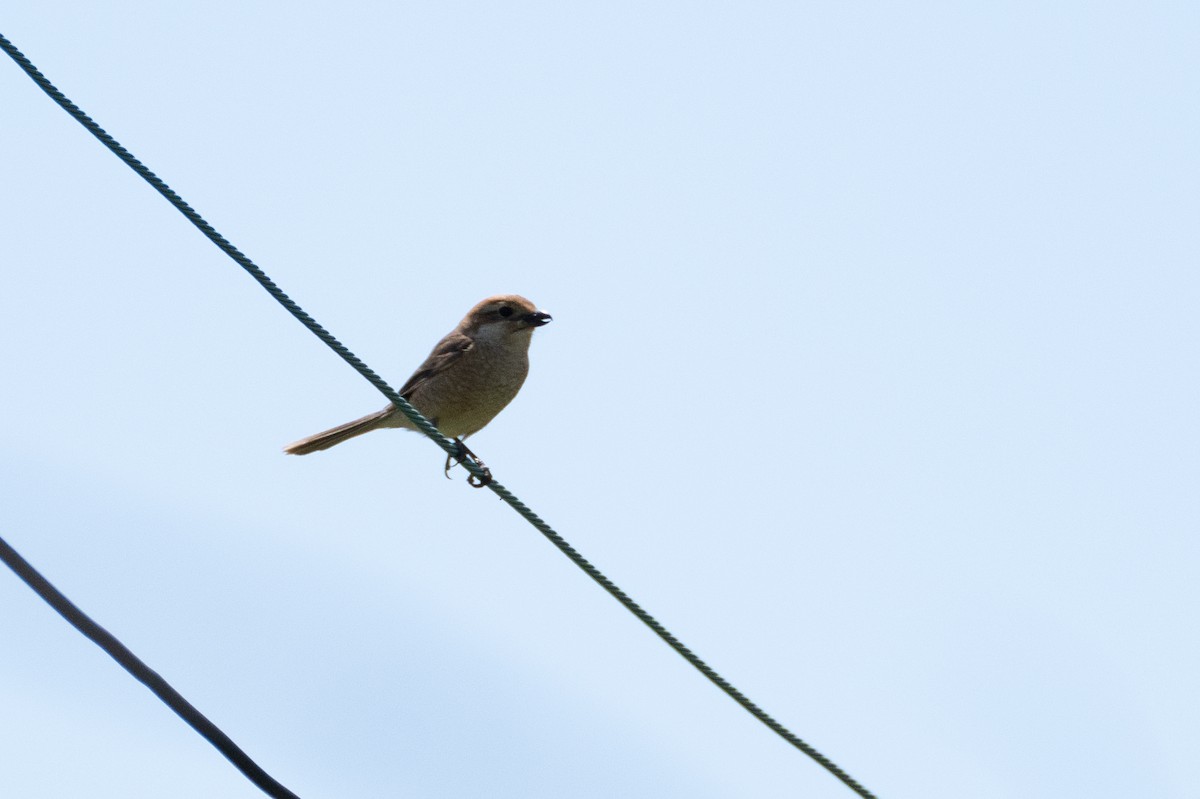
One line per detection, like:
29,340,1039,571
2,4,1197,798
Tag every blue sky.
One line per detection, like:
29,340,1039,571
2,3,1197,797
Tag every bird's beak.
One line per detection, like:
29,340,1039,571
523,311,552,327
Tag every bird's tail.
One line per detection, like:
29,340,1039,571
283,408,396,455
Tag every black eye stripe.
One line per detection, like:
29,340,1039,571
498,306,513,317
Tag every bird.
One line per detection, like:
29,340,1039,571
284,294,551,486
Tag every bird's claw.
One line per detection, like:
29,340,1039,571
446,440,492,488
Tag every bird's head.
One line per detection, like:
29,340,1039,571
464,295,552,340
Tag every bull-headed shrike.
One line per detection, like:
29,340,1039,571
284,294,551,485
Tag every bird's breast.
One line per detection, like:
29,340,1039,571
412,337,531,439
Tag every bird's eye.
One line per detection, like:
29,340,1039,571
498,306,513,318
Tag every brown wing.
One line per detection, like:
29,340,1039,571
397,332,474,400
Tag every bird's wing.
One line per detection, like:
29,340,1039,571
397,332,474,400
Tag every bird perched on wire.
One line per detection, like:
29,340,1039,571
284,294,551,486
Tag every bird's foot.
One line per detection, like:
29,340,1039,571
446,439,492,488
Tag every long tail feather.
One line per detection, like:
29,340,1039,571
283,408,394,455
